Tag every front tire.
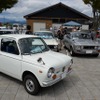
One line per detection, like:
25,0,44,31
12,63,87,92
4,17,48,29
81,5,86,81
56,46,60,52
69,47,76,56
23,74,40,95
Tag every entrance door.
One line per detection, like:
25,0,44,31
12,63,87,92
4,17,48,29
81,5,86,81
33,22,46,32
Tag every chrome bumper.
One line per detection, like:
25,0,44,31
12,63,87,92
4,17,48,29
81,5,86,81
42,69,72,87
74,49,99,54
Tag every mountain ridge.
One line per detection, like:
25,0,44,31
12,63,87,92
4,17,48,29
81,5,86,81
0,18,26,24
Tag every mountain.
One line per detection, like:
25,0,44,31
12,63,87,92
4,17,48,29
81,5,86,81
0,18,26,24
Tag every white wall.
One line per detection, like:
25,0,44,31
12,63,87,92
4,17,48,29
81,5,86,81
33,22,46,32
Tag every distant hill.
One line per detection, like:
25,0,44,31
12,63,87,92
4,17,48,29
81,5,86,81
0,18,26,24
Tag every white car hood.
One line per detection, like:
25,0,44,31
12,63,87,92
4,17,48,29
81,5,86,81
22,50,71,69
44,39,58,45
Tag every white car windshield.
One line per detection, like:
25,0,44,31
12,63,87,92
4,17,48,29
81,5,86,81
34,32,54,39
18,37,49,55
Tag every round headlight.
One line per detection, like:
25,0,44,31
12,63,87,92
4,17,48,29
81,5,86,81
69,59,73,67
75,46,81,50
54,45,57,49
98,46,100,50
47,68,55,78
95,46,98,49
80,46,83,49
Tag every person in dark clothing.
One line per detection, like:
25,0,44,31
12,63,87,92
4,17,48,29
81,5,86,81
63,27,68,35
57,26,65,50
25,25,33,35
57,29,64,40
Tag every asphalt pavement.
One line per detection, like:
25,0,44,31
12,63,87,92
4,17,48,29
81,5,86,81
0,49,100,100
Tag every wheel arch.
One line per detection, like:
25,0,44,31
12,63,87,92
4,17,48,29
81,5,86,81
69,45,72,51
22,71,39,84
70,44,73,49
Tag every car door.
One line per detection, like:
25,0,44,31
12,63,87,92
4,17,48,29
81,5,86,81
64,34,71,49
0,37,22,79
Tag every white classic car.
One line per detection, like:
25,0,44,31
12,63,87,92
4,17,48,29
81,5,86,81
34,30,60,51
0,34,73,95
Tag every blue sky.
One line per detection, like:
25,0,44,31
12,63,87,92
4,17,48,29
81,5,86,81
0,0,92,21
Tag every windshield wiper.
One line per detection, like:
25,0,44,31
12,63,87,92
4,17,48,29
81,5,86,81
22,52,31,55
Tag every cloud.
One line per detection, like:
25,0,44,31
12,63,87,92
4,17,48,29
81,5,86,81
62,0,92,16
0,0,93,21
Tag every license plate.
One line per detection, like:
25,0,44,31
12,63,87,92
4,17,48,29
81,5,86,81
86,50,92,54
61,73,66,79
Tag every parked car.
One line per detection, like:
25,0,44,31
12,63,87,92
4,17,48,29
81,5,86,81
0,26,6,30
34,30,60,51
0,29,19,35
96,34,100,52
63,31,100,56
0,34,73,95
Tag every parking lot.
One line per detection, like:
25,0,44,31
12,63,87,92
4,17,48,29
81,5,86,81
0,49,100,100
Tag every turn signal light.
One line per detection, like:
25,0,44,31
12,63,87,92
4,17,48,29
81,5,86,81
52,74,57,80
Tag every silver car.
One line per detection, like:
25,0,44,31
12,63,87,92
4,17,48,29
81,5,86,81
63,31,100,57
96,34,100,52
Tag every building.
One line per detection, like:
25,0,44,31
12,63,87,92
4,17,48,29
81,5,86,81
24,2,91,32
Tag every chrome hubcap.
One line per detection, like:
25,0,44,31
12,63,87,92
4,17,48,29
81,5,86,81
26,79,35,92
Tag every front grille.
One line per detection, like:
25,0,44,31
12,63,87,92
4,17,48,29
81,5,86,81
83,46,95,49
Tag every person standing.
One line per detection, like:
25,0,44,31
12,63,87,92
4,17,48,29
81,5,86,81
25,25,33,35
57,26,64,50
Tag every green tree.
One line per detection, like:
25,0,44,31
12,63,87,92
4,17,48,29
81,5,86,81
83,0,100,31
0,0,18,13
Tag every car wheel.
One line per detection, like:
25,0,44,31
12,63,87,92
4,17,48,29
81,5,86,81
23,74,40,95
57,46,60,52
63,42,69,50
69,47,76,56
56,44,61,52
57,48,59,52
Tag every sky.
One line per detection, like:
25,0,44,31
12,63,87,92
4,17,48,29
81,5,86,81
0,0,92,22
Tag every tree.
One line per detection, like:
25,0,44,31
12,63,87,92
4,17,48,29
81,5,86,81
0,0,18,13
83,0,100,31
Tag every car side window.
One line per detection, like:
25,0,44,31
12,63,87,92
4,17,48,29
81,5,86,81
1,38,19,55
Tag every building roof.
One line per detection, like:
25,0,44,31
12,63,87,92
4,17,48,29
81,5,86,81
24,2,91,20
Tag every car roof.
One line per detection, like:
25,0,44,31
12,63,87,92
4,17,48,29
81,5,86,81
34,30,53,33
0,29,16,31
0,26,6,28
0,34,38,41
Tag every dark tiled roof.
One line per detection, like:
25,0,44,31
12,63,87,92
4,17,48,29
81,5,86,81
24,2,91,20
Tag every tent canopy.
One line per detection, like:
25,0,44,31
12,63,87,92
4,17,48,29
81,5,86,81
63,21,81,26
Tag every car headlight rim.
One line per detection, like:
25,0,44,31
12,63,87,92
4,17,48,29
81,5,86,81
95,46,98,49
75,46,81,50
47,67,55,78
98,46,100,50
81,46,83,49
54,45,57,49
69,59,73,67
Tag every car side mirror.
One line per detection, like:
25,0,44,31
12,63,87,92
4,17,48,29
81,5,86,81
37,57,45,65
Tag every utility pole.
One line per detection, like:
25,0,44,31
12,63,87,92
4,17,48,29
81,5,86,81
3,15,5,24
